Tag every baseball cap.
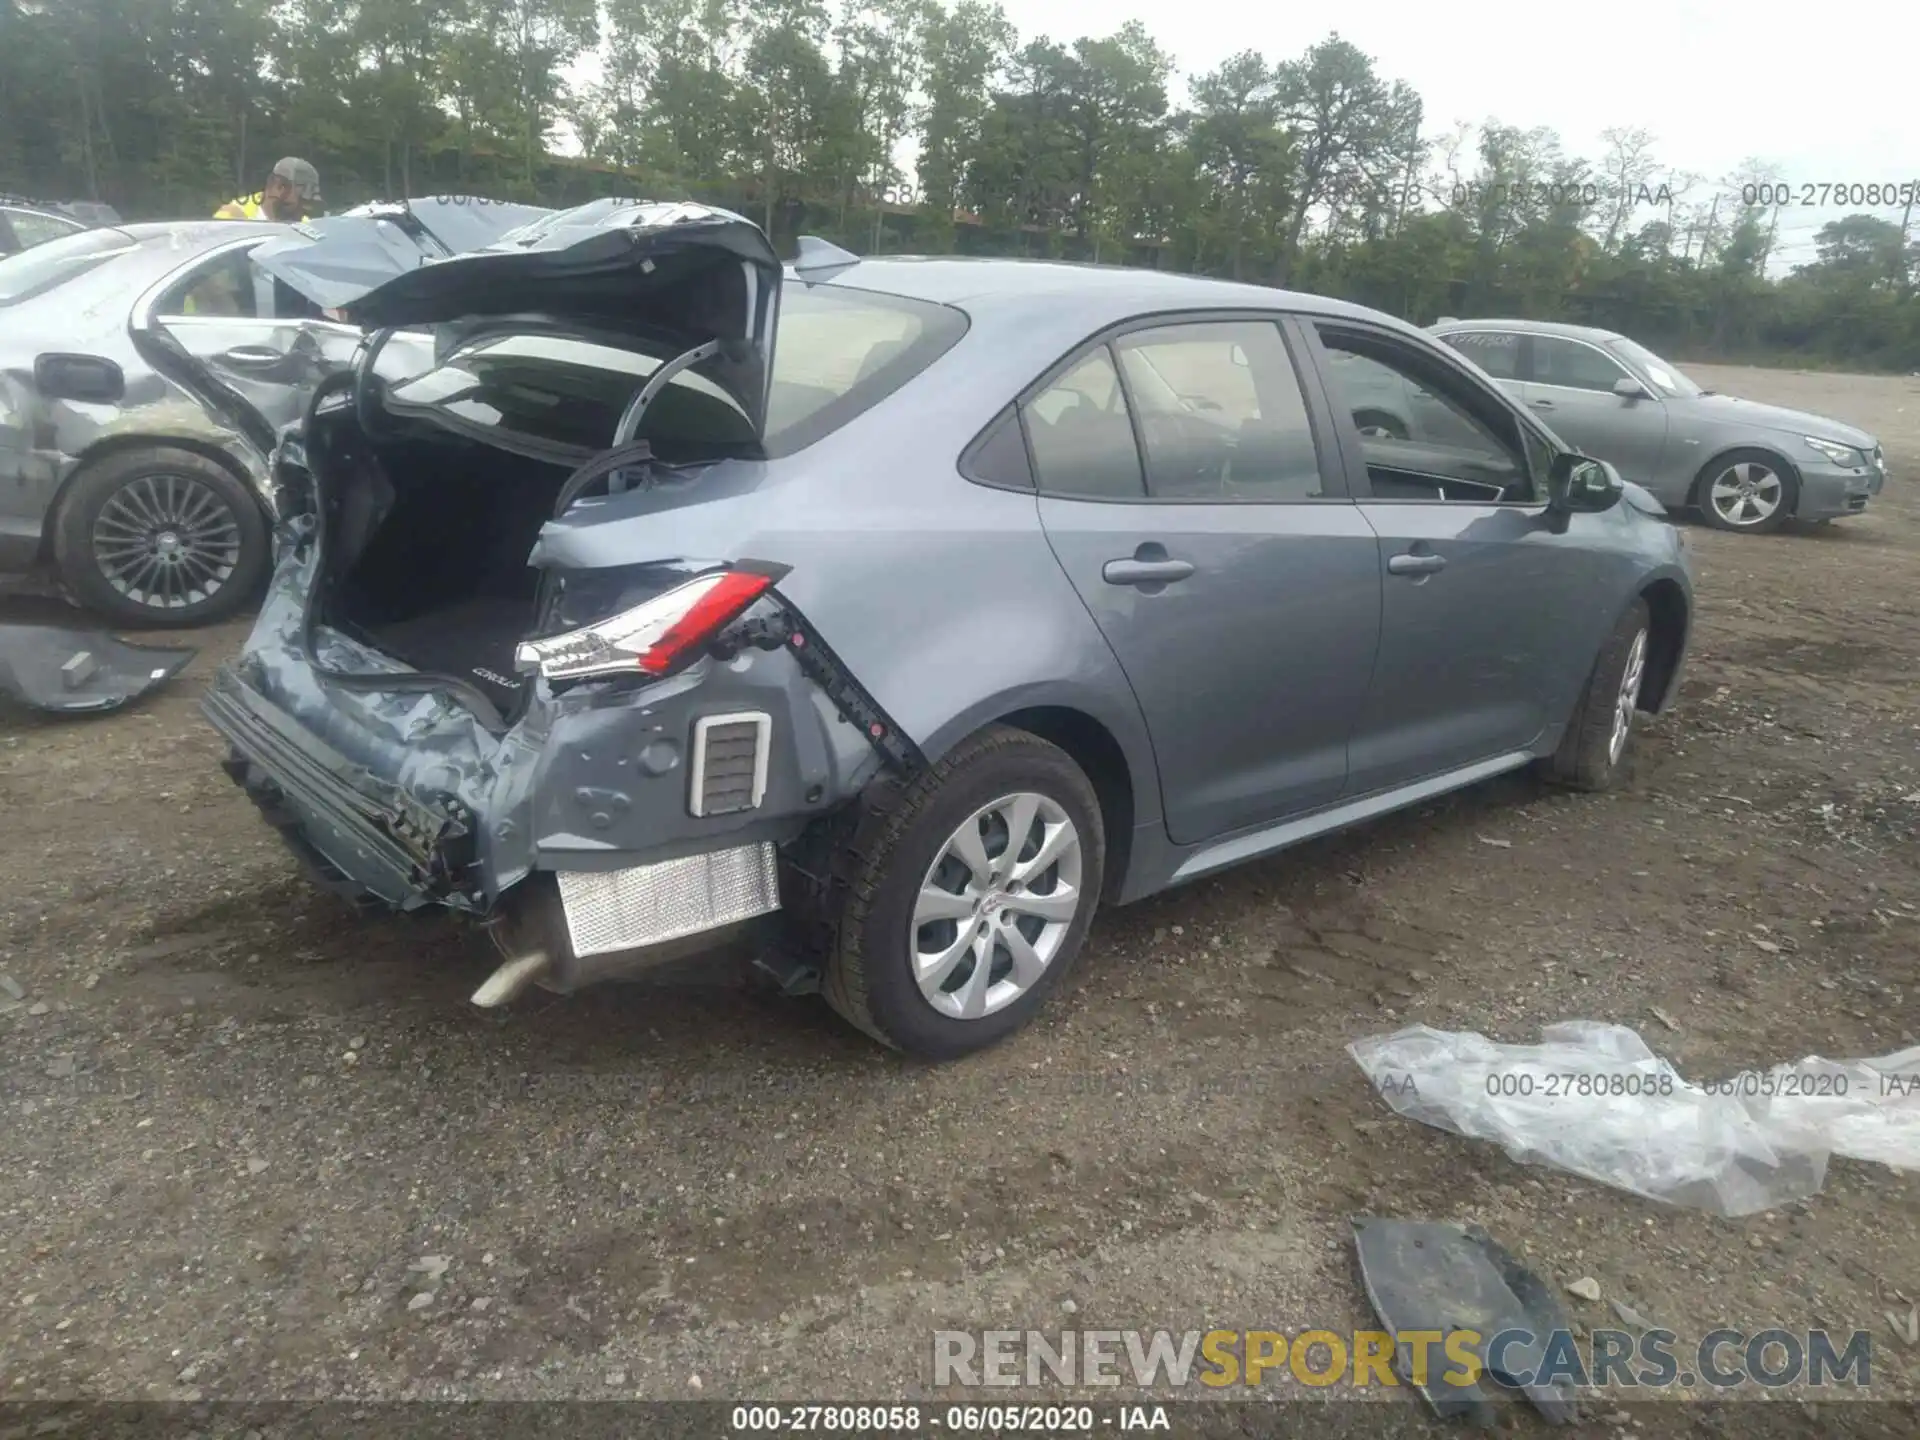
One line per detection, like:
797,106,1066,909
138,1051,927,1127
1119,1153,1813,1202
271,157,322,205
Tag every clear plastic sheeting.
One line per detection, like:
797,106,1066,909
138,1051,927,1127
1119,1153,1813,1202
1348,1022,1920,1217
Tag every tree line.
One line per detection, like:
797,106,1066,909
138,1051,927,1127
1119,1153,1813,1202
4,0,1917,369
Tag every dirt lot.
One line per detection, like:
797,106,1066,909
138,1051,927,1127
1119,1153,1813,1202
2,363,1918,1431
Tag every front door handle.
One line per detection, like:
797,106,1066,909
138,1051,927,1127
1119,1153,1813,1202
1528,398,1556,410
1103,557,1195,587
1387,552,1447,576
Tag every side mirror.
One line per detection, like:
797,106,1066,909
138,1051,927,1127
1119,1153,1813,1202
33,353,126,404
1546,452,1623,516
1613,376,1650,401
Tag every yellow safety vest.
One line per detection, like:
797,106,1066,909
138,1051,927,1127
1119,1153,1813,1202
214,193,268,220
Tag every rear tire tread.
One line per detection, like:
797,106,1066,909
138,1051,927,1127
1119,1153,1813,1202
1544,597,1650,792
802,724,1103,1058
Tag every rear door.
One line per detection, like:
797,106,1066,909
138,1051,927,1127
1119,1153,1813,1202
1304,319,1614,796
1029,314,1381,845
1519,333,1670,483
146,242,433,436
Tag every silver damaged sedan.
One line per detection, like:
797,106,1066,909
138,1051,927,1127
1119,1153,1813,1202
202,203,1697,1059
0,200,545,624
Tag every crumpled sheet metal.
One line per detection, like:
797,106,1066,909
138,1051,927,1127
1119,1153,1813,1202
0,624,195,715
1349,1021,1920,1217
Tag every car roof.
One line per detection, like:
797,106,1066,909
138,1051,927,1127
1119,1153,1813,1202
117,219,287,245
1435,316,1627,345
808,255,1399,332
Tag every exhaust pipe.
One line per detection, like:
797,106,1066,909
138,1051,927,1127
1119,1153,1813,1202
471,948,551,1007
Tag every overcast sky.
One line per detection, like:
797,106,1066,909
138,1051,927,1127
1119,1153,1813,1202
1000,0,1916,264
567,0,1915,266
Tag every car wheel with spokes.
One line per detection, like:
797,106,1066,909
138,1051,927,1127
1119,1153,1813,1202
1696,449,1797,534
52,445,269,627
1542,597,1651,792
817,725,1105,1059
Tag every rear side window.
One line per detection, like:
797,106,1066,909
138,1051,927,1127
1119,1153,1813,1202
0,226,137,307
1440,329,1521,380
7,209,85,251
1113,320,1323,500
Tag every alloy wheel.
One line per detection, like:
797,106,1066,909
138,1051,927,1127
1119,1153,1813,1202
1707,461,1784,527
911,792,1084,1021
1609,628,1648,765
91,472,243,611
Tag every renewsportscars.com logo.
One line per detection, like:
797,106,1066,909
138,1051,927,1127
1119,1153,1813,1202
932,1327,1874,1392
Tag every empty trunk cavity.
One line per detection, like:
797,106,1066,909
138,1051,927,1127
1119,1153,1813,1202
323,431,570,712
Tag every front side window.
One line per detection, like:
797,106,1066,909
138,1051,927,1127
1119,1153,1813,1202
1316,324,1536,503
1023,348,1146,500
1531,335,1632,393
1113,320,1323,501
1605,337,1702,397
1439,329,1522,380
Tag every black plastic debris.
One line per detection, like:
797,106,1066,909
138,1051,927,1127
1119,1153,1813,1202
0,624,195,715
1351,1217,1580,1426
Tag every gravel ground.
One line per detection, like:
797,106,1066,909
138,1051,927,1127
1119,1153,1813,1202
2,363,1917,1434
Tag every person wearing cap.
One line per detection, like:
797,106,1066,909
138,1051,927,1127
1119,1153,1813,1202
215,158,323,222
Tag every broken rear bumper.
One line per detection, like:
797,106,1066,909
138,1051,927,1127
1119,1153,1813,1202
204,664,481,910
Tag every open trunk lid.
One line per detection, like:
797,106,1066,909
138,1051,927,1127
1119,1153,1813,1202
250,199,783,436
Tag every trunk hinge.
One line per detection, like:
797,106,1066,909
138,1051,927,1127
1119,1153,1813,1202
710,598,926,779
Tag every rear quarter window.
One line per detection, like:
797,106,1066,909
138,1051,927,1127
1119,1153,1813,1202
1439,330,1521,380
0,226,138,307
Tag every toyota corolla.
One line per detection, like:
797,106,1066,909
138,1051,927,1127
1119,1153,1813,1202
203,202,1695,1059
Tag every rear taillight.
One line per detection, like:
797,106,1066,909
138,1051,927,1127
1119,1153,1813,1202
514,568,775,684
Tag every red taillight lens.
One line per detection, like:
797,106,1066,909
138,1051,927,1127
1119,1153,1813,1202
634,569,774,674
514,568,775,683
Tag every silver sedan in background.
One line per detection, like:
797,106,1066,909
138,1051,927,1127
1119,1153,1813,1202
1423,319,1887,533
0,200,545,625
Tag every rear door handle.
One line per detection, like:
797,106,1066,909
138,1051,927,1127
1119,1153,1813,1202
1387,552,1447,576
1103,558,1195,586
1528,398,1555,410
220,345,286,370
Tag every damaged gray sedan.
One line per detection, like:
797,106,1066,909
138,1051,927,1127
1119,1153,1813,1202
205,202,1694,1059
0,199,544,625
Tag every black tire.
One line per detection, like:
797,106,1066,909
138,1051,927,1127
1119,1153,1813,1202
51,445,269,628
1543,598,1651,792
1352,409,1409,441
1693,447,1798,534
815,725,1105,1060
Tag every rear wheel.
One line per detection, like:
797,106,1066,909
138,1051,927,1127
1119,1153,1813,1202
1543,598,1650,792
817,726,1105,1060
52,446,269,628
1696,449,1797,533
